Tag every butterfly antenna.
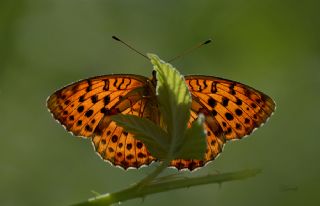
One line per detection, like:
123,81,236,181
112,36,149,60
168,39,212,63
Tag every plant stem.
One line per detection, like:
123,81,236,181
72,169,261,206
135,159,171,188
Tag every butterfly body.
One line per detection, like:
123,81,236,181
47,72,275,170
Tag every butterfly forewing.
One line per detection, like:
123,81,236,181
185,75,275,140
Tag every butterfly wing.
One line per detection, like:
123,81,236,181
185,75,275,140
47,74,159,169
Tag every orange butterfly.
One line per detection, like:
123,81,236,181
47,68,275,170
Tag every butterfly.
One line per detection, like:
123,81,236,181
47,69,275,170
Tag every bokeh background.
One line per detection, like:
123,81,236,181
1,0,319,205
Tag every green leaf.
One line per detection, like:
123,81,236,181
148,54,192,154
111,114,169,159
175,114,207,159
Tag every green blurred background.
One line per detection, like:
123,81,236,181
1,0,319,205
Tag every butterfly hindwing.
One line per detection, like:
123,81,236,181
169,95,226,170
92,97,158,169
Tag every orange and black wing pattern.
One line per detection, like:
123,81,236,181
47,74,159,169
185,75,275,141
